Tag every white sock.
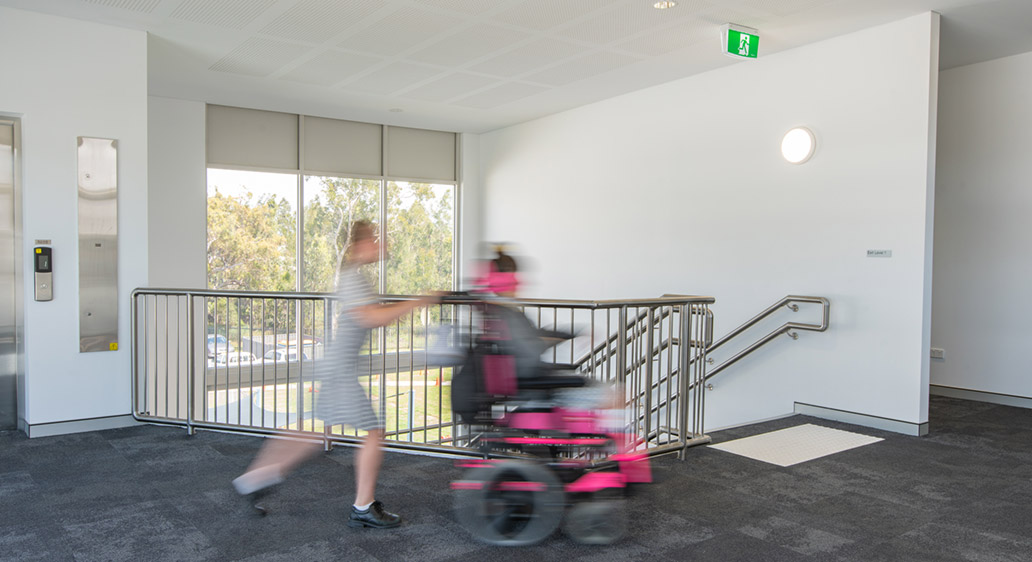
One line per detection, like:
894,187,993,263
232,465,283,495
353,501,373,511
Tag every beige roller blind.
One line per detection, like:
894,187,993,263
303,116,382,176
206,105,298,170
386,126,456,182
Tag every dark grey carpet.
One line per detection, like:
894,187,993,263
2,395,1031,561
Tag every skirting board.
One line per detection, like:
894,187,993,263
794,402,928,437
706,412,797,433
24,414,140,438
930,384,1032,410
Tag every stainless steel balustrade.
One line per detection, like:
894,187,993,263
579,295,829,444
131,288,714,458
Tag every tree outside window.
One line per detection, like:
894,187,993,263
206,169,297,292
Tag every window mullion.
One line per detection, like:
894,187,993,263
380,125,388,295
297,116,305,293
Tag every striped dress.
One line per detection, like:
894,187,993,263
316,265,383,431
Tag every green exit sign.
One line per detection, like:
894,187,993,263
723,24,759,59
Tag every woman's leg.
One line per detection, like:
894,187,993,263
234,437,320,495
354,429,384,506
251,436,321,474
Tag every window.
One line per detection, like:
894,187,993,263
203,107,458,434
385,181,454,294
302,175,380,292
205,105,458,293
206,168,297,291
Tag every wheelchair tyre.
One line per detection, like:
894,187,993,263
454,460,564,546
564,500,626,545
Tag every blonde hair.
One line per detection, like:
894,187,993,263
349,220,376,245
344,220,377,264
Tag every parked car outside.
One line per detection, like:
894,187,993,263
207,334,235,358
263,347,310,363
215,351,256,367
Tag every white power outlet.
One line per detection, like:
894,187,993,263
930,348,945,359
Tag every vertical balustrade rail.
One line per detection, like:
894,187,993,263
132,289,714,458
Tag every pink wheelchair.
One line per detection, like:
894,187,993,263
449,299,652,546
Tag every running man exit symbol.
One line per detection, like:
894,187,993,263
723,25,759,59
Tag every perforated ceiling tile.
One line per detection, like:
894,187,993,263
260,0,387,44
451,82,548,110
523,50,640,86
399,73,500,103
491,0,610,31
724,0,837,17
696,5,769,38
337,7,463,57
615,19,714,57
170,0,277,29
469,38,590,78
561,0,709,45
340,62,445,96
280,50,384,86
209,37,312,77
407,0,506,16
80,0,159,13
406,25,531,67
643,0,717,20
708,424,883,467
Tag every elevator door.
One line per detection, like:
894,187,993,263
0,122,15,430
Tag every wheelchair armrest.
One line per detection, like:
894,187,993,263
520,375,587,390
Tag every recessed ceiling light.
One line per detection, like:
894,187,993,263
781,127,816,164
654,1,677,9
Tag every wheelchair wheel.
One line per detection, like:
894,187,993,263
564,500,626,545
454,460,564,546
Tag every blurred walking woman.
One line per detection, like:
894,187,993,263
232,220,437,528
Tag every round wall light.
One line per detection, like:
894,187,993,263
781,127,816,164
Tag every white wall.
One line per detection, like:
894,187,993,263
480,13,940,432
459,133,482,285
148,97,206,289
0,7,148,430
932,50,1032,399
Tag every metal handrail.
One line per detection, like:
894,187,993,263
705,295,829,379
568,300,712,372
623,295,827,438
570,306,661,371
134,288,714,309
131,288,714,459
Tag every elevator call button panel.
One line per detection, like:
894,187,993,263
34,246,52,301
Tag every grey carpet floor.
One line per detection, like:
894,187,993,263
2,395,1032,561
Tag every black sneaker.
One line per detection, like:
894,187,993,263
347,501,402,528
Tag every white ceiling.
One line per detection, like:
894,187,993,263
2,0,1030,133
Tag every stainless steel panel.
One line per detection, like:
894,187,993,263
34,272,52,301
0,122,16,429
78,137,118,353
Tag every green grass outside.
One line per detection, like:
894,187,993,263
212,368,456,444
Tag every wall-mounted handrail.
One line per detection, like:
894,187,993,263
705,295,829,380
